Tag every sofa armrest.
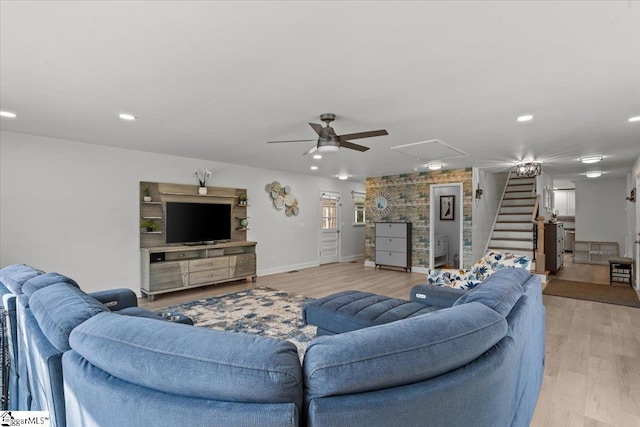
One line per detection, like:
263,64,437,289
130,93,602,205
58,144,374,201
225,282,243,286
89,289,138,311
410,284,466,308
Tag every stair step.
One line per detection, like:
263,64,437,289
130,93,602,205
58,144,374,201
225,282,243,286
501,199,537,206
500,206,536,214
509,176,536,180
489,240,534,250
504,191,535,198
495,221,533,227
490,237,533,242
498,215,532,223
487,247,534,257
492,230,533,239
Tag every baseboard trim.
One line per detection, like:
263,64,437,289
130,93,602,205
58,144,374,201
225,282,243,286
258,261,319,277
340,254,365,262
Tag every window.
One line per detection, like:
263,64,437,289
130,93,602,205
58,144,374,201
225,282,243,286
353,191,366,225
322,196,338,229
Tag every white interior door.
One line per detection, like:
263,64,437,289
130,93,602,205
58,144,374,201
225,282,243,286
320,192,340,264
635,173,640,290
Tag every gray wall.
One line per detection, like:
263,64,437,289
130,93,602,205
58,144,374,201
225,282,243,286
471,169,508,261
0,130,365,295
575,176,627,256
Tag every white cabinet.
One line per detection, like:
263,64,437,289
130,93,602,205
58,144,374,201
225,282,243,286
554,190,575,216
433,234,449,267
375,222,412,272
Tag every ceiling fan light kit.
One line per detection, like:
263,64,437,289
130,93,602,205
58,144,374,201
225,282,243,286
317,144,339,154
267,113,388,157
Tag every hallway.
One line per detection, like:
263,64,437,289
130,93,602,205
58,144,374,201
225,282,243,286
552,253,610,285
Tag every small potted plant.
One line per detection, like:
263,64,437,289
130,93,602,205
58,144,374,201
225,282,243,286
195,170,212,195
142,186,152,202
141,220,159,232
238,194,248,206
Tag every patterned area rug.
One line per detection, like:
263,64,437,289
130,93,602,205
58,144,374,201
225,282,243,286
157,287,317,359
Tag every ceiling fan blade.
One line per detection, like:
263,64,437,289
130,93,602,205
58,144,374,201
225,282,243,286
267,139,317,144
340,141,370,152
302,145,318,155
309,123,324,135
338,129,388,141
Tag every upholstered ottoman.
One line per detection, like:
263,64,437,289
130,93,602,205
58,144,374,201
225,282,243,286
302,290,439,335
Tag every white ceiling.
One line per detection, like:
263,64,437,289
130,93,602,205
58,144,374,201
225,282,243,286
1,1,639,183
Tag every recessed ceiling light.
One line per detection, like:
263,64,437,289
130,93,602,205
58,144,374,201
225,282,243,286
585,171,602,178
337,173,349,180
579,156,603,164
118,113,137,121
426,163,443,170
629,116,640,122
312,154,322,160
0,111,17,118
517,115,534,122
310,166,318,171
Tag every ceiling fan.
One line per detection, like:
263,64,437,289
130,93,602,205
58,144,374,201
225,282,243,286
267,113,388,155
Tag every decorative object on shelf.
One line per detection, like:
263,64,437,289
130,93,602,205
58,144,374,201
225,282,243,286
370,190,392,216
195,169,212,194
142,186,152,202
265,181,299,216
238,194,248,205
550,210,559,223
239,218,249,228
141,220,159,232
626,187,636,203
440,195,455,221
515,161,541,177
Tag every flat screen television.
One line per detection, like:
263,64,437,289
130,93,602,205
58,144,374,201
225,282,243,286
165,202,231,244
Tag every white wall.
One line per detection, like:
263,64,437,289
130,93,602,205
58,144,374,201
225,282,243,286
433,185,461,266
0,131,365,294
575,176,628,255
471,169,508,261
632,154,640,290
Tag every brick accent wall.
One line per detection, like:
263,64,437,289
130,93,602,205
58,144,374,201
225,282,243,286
366,168,473,269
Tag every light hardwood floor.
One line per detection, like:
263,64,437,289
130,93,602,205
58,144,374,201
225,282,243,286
140,260,640,427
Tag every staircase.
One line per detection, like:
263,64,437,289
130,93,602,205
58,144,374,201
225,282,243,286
487,173,538,261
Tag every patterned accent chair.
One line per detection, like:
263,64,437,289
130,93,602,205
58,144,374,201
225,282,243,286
426,250,531,290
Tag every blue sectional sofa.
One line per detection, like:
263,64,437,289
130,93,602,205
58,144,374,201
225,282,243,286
1,264,545,427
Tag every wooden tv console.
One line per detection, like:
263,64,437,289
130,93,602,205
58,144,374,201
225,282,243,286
139,181,256,301
140,241,257,302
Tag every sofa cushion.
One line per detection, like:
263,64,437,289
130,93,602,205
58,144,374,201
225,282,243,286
303,290,440,334
69,312,303,407
0,264,43,295
453,268,528,317
29,282,108,352
303,302,507,399
22,272,79,297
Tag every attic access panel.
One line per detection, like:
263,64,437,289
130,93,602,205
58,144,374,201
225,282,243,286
390,139,469,162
